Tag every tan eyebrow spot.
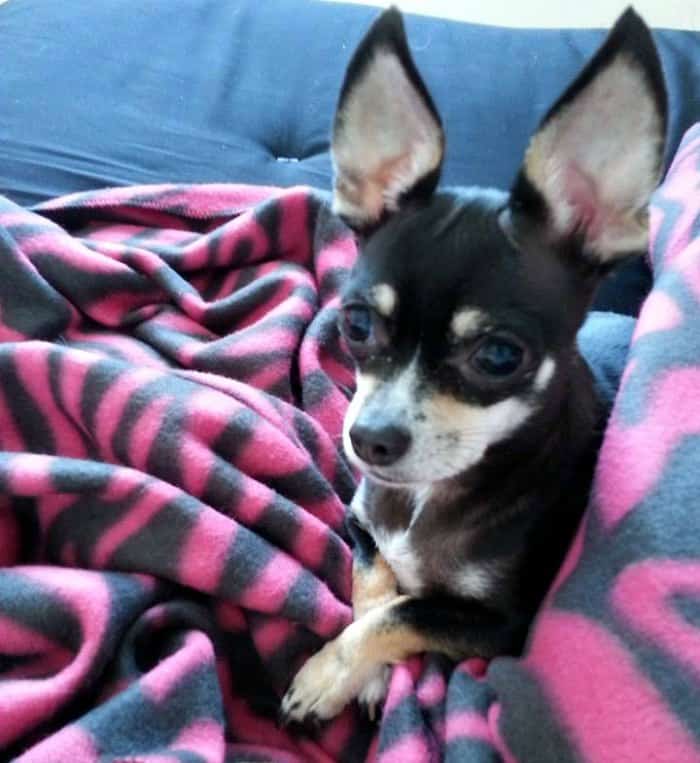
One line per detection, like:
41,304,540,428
451,308,487,338
370,283,397,317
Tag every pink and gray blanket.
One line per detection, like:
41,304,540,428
1,125,699,763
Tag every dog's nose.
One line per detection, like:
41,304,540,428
349,423,411,466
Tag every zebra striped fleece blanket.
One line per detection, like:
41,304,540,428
0,124,699,762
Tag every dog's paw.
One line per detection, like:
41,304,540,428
280,638,367,725
357,663,390,721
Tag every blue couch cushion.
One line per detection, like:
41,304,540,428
0,0,698,313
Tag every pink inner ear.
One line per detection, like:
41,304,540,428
565,162,605,240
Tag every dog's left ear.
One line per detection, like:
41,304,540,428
509,8,667,264
331,7,445,231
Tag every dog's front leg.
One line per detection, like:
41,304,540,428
345,512,400,716
280,593,522,725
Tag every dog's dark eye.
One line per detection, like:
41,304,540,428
340,304,373,344
470,336,524,378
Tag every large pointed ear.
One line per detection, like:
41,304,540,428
331,7,445,231
509,8,667,264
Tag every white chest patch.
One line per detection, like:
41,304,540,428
456,563,495,598
374,529,423,594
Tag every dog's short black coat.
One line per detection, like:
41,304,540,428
280,5,667,725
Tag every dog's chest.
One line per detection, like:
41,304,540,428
352,481,495,598
373,526,423,593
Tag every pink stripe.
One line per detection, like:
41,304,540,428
446,710,493,744
217,213,270,267
612,560,700,680
308,579,352,638
416,672,446,706
596,367,700,529
237,278,314,333
0,568,110,747
456,658,489,680
291,521,350,583
526,610,700,763
16,724,99,763
0,211,43,227
0,613,65,655
237,554,299,612
177,290,207,323
241,362,287,394
14,348,88,458
650,144,700,267
632,290,683,340
278,189,311,265
177,392,236,498
177,508,237,593
128,395,172,471
675,239,700,303
172,720,224,762
141,631,214,704
21,233,133,276
42,183,282,215
92,481,179,567
66,328,166,367
56,349,93,427
236,420,308,479
225,326,298,359
82,222,146,241
152,311,213,336
6,453,53,495
318,709,355,763
383,661,415,716
93,367,162,461
185,390,241,439
376,733,435,763
251,617,294,659
229,477,272,525
85,290,160,327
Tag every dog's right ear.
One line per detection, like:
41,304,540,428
331,7,445,232
508,8,667,265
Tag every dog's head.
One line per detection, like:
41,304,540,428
336,7,666,487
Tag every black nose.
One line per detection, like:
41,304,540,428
349,423,411,466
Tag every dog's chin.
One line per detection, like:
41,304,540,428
363,470,419,488
344,446,444,489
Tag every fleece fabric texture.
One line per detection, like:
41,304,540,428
0,124,698,762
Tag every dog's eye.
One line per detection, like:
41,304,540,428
469,336,524,378
340,304,373,344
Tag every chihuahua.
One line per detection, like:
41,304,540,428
281,6,667,724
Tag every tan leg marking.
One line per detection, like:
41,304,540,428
352,552,399,619
350,553,400,717
281,596,457,723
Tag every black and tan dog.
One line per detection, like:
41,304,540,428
281,6,667,723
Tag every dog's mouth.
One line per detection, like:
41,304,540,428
365,470,408,486
359,465,422,489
